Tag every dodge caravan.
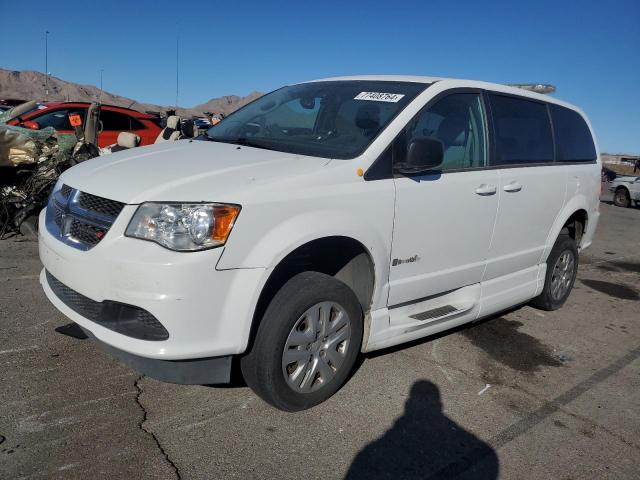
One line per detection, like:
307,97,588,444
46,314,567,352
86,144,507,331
39,76,600,411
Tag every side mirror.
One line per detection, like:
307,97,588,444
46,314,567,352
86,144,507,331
395,137,444,174
22,120,40,130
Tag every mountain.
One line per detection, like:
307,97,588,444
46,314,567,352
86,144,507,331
0,69,262,118
193,92,264,115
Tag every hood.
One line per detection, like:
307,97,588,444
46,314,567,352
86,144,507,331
60,140,331,204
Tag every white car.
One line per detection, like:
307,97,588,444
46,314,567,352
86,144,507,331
609,175,640,207
39,76,600,411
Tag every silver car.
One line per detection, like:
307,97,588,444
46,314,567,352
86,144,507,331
609,175,640,207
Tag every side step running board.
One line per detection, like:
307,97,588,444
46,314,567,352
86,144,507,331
409,305,459,322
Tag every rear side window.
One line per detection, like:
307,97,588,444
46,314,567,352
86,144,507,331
550,104,596,162
101,110,136,131
490,94,553,165
129,116,145,130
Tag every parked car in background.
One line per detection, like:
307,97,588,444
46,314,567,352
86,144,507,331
192,117,212,129
609,175,640,207
601,166,617,182
7,102,162,147
0,98,28,107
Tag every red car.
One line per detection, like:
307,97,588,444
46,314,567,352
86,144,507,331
7,102,162,147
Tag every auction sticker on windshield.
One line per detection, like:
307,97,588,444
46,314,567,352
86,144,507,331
354,92,405,102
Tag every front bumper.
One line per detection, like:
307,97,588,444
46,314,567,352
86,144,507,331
39,207,266,360
81,325,232,384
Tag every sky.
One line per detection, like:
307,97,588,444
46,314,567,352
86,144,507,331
0,0,638,153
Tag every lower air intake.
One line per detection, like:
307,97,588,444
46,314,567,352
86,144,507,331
46,271,169,341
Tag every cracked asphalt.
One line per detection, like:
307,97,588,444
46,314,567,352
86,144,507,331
1,200,639,479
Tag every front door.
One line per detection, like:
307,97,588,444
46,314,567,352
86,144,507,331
388,91,499,306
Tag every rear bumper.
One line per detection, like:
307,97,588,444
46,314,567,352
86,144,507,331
80,324,232,384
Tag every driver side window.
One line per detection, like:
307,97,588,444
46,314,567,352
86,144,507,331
397,93,487,171
34,108,86,131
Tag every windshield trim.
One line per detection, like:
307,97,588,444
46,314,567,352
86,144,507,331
205,80,432,160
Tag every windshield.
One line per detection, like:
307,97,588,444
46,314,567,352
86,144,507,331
205,80,429,159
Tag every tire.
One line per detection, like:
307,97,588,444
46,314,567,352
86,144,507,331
241,271,363,411
613,187,631,208
530,235,578,311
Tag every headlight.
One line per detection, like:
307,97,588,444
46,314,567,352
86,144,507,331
125,203,241,251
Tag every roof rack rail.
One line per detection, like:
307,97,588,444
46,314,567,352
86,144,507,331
507,83,556,94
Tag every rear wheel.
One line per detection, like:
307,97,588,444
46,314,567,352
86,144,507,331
614,187,631,208
530,235,578,311
241,272,363,411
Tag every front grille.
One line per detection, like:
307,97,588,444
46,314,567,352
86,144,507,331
78,193,125,218
69,219,105,246
46,271,169,341
45,185,124,251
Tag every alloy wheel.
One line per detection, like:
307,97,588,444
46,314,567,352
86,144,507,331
282,301,352,393
550,250,576,301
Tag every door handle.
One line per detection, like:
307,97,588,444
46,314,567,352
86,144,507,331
475,184,497,196
503,181,523,193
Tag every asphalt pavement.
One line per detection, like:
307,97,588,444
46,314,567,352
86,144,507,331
1,200,639,479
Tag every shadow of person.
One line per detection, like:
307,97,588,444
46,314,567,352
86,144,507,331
345,380,498,480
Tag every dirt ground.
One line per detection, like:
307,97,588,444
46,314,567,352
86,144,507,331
1,199,639,480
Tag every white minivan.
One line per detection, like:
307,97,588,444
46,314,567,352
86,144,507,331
39,76,600,411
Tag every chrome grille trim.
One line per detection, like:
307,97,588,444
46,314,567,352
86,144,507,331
45,185,125,251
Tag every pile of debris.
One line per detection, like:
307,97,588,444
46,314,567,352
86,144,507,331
0,124,73,237
0,101,213,238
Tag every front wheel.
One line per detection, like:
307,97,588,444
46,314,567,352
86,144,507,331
241,272,363,411
614,187,631,208
530,235,578,311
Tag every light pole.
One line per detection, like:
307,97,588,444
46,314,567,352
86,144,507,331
99,69,104,103
175,36,180,109
44,30,50,101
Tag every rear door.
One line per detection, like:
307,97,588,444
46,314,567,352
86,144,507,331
483,93,567,281
98,109,139,147
388,90,499,306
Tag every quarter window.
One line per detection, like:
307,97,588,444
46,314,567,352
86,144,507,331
550,104,596,162
395,93,487,170
490,94,553,165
